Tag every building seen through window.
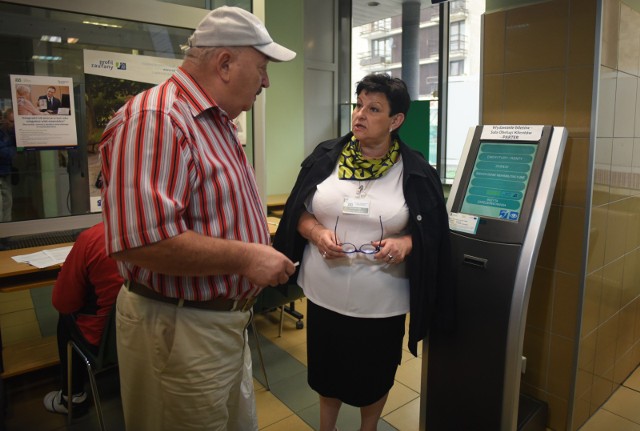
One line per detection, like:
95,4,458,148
351,0,485,180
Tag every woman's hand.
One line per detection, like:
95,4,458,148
313,227,343,259
373,234,412,264
297,210,343,259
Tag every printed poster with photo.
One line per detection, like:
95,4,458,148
83,49,182,212
10,74,78,149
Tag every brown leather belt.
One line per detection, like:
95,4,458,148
126,280,256,312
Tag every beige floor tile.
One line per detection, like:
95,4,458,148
254,313,285,338
623,365,640,391
383,397,421,431
578,408,640,431
254,378,266,392
255,387,296,429
382,381,419,416
401,340,423,362
261,414,314,431
255,300,307,358
601,386,640,424
264,325,307,351
394,356,422,393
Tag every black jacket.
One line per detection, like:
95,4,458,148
273,132,455,356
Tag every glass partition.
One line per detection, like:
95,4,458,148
0,3,194,230
0,2,256,241
350,0,485,181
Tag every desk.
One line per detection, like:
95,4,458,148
267,216,280,238
266,193,289,208
0,243,70,293
0,243,71,377
0,218,284,378
267,193,288,218
0,217,286,378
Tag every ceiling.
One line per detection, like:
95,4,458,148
352,0,435,27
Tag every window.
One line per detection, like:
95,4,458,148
422,26,440,59
450,60,464,76
0,2,197,226
372,17,391,33
371,37,392,63
352,0,485,181
446,2,484,181
450,20,466,53
422,63,439,95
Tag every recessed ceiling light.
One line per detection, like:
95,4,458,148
41,35,61,43
83,20,122,29
368,1,380,6
40,35,79,44
32,55,62,61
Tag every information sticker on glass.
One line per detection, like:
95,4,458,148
449,212,479,234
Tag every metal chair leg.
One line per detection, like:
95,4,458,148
66,342,73,425
84,361,105,431
250,319,270,391
69,342,107,431
279,306,284,337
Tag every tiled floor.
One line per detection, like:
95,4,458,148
250,299,422,431
1,298,423,431
3,297,639,431
578,365,640,430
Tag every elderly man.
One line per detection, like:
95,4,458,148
99,6,296,431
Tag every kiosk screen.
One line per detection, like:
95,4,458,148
460,142,538,221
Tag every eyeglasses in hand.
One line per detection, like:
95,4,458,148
334,215,383,254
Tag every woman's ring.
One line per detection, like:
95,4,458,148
322,251,327,258
388,254,393,260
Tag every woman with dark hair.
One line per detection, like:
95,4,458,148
274,73,454,431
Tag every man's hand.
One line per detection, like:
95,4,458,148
111,231,296,287
241,243,297,288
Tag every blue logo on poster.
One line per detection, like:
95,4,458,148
508,211,519,220
116,62,127,70
499,210,509,219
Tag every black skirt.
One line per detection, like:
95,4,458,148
306,300,406,407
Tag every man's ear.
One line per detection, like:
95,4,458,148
215,49,234,83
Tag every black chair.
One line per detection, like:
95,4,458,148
67,307,118,430
254,284,305,337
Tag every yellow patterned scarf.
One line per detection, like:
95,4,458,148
338,136,400,180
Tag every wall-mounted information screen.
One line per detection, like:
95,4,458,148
460,142,538,221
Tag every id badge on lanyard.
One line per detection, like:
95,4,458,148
342,197,370,215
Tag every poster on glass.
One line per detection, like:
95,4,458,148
10,74,77,149
83,49,182,212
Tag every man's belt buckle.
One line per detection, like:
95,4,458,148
233,297,256,312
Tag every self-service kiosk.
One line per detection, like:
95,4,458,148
422,125,567,431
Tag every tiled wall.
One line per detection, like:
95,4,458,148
484,0,640,429
574,0,640,430
483,0,596,429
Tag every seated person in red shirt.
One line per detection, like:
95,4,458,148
43,222,123,416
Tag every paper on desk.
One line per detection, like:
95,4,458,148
11,246,73,269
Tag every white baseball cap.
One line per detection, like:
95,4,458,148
187,6,296,62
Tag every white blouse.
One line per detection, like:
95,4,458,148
297,158,410,318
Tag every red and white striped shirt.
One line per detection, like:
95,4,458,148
99,67,269,300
